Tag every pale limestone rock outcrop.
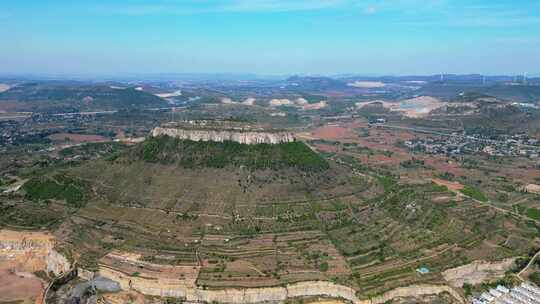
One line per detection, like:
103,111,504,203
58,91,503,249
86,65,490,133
151,127,295,145
287,281,358,302
185,281,360,304
442,258,516,287
45,249,71,275
98,268,361,304
78,267,95,281
99,266,191,298
93,262,467,304
366,284,464,304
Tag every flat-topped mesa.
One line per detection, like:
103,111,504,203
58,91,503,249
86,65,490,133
151,121,296,145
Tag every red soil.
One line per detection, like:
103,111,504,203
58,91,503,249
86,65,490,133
432,178,464,191
0,263,44,303
48,133,109,143
311,125,353,140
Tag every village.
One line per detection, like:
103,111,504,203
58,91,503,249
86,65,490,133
404,133,540,159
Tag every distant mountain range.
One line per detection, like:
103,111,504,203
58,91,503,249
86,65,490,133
0,81,169,113
1,74,539,114
1,73,538,83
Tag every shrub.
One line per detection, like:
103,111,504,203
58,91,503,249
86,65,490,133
526,208,540,221
460,186,488,202
22,174,88,207
530,272,540,286
463,283,472,296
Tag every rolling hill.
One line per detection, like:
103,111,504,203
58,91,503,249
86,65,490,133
0,82,169,113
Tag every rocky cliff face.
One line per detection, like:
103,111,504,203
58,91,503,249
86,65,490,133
151,127,295,145
46,248,71,275
98,266,360,304
367,284,464,304
187,281,360,304
442,258,516,287
97,266,464,304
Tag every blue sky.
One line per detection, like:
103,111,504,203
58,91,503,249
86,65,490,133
1,0,539,76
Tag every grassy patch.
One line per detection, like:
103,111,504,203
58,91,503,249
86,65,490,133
319,262,329,272
459,186,488,202
526,208,540,221
530,272,540,286
376,175,397,193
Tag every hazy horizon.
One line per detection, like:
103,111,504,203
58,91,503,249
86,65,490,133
2,0,539,76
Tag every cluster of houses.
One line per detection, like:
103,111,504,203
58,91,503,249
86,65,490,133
404,133,540,159
472,282,540,304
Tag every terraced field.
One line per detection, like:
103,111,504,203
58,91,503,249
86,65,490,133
2,120,540,302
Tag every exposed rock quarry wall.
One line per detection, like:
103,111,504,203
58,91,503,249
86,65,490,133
367,284,464,304
442,258,516,287
1,230,464,304
99,266,192,298
99,266,360,304
98,266,463,304
151,127,295,145
0,230,70,276
45,249,71,275
188,281,360,304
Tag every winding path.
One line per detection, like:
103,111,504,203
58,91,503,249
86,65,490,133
518,250,540,279
41,265,78,304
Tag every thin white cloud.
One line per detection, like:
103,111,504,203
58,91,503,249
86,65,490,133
88,0,540,29
363,6,377,15
221,0,345,12
92,0,347,15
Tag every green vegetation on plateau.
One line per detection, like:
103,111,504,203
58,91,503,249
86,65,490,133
459,185,488,202
135,135,329,171
22,173,88,207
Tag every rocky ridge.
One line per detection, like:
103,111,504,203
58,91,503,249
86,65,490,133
98,265,464,304
151,127,295,145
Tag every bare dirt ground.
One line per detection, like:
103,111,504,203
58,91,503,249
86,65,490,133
100,291,147,304
48,133,109,143
0,84,10,93
101,251,200,286
0,101,27,112
347,81,386,88
307,300,346,304
307,120,540,192
356,96,446,118
442,258,516,287
0,112,33,120
432,178,464,191
0,262,44,304
310,125,355,141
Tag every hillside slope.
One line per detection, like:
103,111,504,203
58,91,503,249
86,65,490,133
0,82,169,112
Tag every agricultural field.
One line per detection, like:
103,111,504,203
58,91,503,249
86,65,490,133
2,117,538,302
1,80,540,304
